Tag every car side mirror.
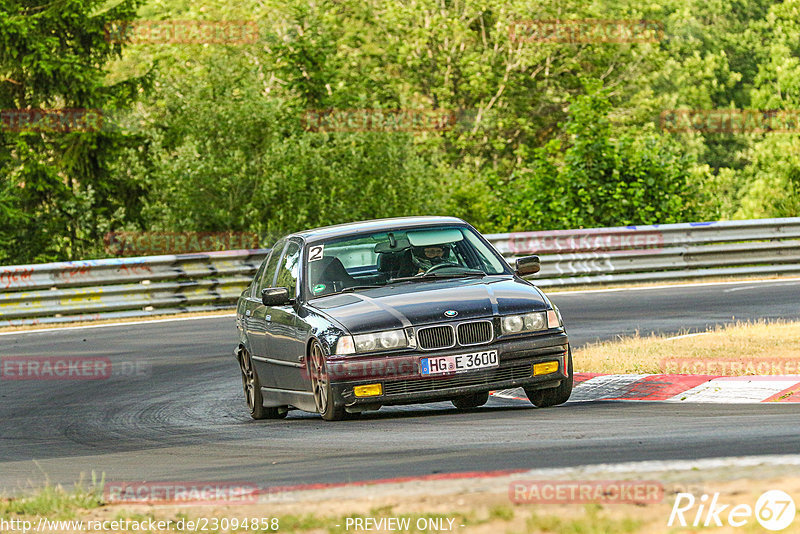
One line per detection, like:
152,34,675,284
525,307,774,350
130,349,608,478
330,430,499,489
261,287,291,306
515,255,540,276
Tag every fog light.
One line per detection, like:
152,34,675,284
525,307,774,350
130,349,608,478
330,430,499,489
533,361,559,376
353,383,383,397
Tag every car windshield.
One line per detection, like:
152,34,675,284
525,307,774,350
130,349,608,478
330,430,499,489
306,226,509,298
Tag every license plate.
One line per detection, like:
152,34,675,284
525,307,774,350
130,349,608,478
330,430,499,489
420,350,499,376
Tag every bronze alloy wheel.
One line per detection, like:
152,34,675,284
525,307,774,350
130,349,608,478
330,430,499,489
240,347,257,412
238,346,286,420
309,341,346,421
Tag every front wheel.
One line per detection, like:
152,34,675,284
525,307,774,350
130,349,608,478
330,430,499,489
524,348,573,408
309,341,346,421
452,391,489,410
239,346,287,420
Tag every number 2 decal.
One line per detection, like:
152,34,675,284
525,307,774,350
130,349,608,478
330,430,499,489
308,245,324,262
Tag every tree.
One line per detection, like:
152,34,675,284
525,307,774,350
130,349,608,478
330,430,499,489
0,0,148,263
496,82,696,230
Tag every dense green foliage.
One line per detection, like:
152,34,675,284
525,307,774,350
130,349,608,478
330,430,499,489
0,0,148,263
1,0,799,262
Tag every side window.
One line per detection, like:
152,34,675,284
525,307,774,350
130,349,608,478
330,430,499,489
275,241,301,296
257,239,286,295
249,258,268,298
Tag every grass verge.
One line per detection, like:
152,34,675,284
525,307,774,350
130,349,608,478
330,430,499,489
3,474,799,533
1,479,103,518
574,319,800,375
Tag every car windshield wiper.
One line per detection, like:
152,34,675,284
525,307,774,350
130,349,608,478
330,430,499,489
337,284,387,293
387,271,486,284
316,284,386,298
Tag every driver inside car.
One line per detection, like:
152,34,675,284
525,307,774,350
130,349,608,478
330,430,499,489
410,244,454,274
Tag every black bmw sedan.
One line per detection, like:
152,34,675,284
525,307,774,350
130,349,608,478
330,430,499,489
234,216,571,421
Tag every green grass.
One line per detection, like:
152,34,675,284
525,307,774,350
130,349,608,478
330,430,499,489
1,481,656,534
488,505,515,521
524,504,642,534
274,506,646,534
258,510,479,534
0,474,104,519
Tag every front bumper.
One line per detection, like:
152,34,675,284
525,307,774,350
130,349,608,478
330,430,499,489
329,331,569,408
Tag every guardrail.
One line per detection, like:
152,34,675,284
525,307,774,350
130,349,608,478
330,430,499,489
1,218,798,327
487,217,800,287
0,250,268,327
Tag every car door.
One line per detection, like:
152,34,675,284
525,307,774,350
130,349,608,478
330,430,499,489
247,239,286,387
266,239,308,392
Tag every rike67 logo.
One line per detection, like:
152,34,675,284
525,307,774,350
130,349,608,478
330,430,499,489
669,490,796,531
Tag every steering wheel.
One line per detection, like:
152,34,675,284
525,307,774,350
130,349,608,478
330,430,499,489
421,262,460,275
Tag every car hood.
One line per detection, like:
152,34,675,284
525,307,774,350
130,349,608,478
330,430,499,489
309,276,550,333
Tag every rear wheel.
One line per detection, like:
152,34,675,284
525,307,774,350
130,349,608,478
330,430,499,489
309,341,346,421
524,348,574,408
239,346,287,420
452,391,489,410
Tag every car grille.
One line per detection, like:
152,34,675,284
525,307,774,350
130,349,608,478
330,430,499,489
417,325,455,350
382,362,533,396
457,320,493,346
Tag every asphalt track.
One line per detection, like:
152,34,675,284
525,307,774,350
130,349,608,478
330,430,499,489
1,279,799,492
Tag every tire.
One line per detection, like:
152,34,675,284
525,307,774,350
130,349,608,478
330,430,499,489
452,391,489,410
309,341,346,421
239,346,287,420
524,348,574,408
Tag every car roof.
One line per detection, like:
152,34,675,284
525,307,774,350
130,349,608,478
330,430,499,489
289,216,468,243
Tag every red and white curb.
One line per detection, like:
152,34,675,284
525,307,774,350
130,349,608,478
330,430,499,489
493,373,800,403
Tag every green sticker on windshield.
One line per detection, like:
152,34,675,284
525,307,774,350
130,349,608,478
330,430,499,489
313,283,326,294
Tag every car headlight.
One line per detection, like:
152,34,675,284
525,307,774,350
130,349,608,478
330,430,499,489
501,312,547,335
334,329,415,355
352,329,411,353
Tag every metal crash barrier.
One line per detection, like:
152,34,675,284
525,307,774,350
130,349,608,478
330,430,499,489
487,217,800,286
0,250,268,327
1,218,799,326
